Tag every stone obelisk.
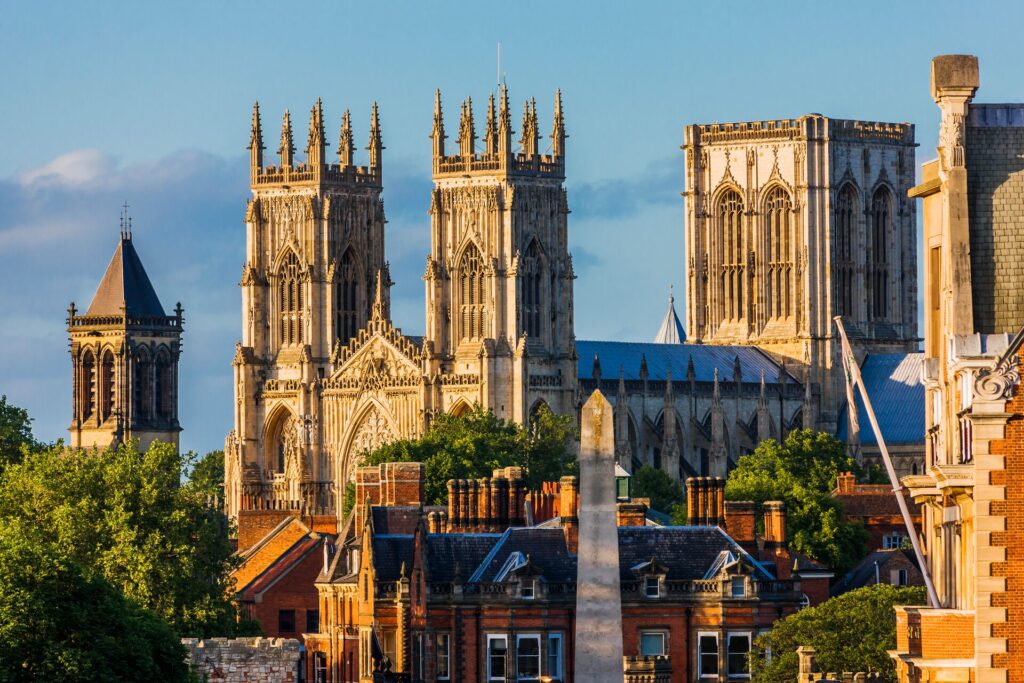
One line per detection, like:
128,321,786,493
574,390,623,682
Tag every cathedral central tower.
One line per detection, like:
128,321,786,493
423,88,577,420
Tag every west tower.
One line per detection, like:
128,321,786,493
424,88,577,421
68,214,184,451
226,100,387,521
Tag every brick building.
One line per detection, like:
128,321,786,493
305,463,823,682
890,55,1024,682
831,472,922,552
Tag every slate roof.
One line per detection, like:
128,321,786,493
616,526,773,581
577,340,798,385
85,236,167,317
831,548,921,595
654,291,686,344
371,506,422,535
425,533,503,583
836,353,925,446
470,528,576,583
371,534,415,582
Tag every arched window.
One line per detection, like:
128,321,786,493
155,350,173,421
134,349,153,421
835,185,858,318
278,251,304,346
81,350,95,420
870,188,891,321
335,249,359,345
99,350,115,422
521,240,543,338
718,190,745,321
459,244,486,340
764,187,793,319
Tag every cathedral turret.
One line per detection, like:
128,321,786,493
498,84,513,162
458,98,476,157
68,209,183,452
278,109,294,168
306,98,326,173
484,93,498,155
338,109,354,167
520,98,539,157
551,89,566,158
431,90,446,161
368,101,383,174
249,102,264,174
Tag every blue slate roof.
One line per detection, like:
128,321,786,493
836,353,925,446
577,340,797,385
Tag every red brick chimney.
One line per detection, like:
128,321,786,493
354,463,425,530
835,471,856,495
724,501,756,550
762,500,790,579
560,475,579,554
686,476,726,526
616,501,647,527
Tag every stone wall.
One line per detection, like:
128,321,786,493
182,637,301,683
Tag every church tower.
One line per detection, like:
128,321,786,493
423,87,576,421
68,209,184,451
226,100,387,521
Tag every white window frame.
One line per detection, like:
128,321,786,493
883,533,905,550
891,568,909,586
436,632,450,680
698,631,719,678
639,630,667,657
644,576,661,598
726,631,752,679
547,633,563,680
520,578,536,600
731,576,746,598
516,633,541,681
487,634,508,682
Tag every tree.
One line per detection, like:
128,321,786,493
0,395,36,469
360,404,577,506
751,584,927,683
0,440,246,637
0,519,194,682
186,449,224,498
725,430,868,574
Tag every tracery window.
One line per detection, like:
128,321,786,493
278,251,305,346
459,244,486,340
134,349,153,421
521,240,543,338
718,190,745,321
835,185,858,318
335,249,359,345
99,350,115,422
155,351,173,421
870,188,891,321
81,350,95,420
763,187,793,319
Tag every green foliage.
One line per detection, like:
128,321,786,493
631,465,684,513
0,395,36,470
362,404,577,505
726,429,868,574
751,585,927,683
0,440,245,637
186,449,225,497
0,519,195,682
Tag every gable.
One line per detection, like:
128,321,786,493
328,331,423,389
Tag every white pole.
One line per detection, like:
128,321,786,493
835,316,940,608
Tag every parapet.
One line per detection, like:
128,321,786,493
182,637,301,683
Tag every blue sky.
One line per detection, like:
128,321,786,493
3,1,1024,454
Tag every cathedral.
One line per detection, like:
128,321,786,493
217,94,924,524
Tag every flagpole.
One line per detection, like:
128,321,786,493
835,316,940,608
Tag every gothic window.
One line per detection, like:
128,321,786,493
335,249,360,346
835,185,858,318
278,251,305,346
81,350,95,420
134,349,153,421
718,190,745,321
763,187,793,319
155,351,173,421
521,240,543,338
459,244,486,340
99,350,115,422
870,188,891,321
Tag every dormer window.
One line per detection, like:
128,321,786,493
521,579,535,600
644,576,661,598
731,577,746,598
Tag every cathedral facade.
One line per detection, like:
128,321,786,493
683,116,919,431
224,90,577,523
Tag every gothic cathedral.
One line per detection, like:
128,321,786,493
224,90,576,523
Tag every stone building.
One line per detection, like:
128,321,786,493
67,214,184,451
683,113,919,432
890,55,1024,683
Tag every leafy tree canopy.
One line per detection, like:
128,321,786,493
752,584,927,683
0,440,247,637
0,518,195,683
0,395,36,470
725,429,868,574
186,449,225,498
630,465,687,523
358,404,577,507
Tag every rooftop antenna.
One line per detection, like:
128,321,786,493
120,201,132,240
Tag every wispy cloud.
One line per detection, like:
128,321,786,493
568,156,680,219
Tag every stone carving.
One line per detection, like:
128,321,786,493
940,112,965,169
974,338,1023,401
352,406,394,456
